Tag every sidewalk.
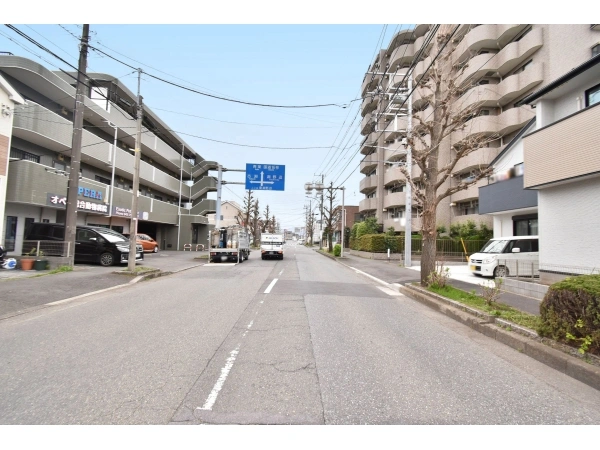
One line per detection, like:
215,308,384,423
335,251,542,316
0,251,206,319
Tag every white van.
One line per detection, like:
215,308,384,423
469,236,539,278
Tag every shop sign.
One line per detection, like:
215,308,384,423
47,193,107,213
113,206,148,219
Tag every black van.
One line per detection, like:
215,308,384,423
24,223,144,266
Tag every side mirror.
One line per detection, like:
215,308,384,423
511,247,520,253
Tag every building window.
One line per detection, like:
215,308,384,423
4,216,17,251
456,200,478,216
592,44,600,58
10,148,40,163
585,83,600,107
95,175,112,185
513,215,538,236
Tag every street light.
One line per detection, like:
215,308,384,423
305,182,345,258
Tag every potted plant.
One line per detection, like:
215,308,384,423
20,247,36,271
33,249,48,271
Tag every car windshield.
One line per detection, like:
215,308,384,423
479,239,509,253
96,229,129,243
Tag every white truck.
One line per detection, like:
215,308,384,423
261,233,284,260
209,225,250,263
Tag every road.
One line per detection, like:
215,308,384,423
1,243,599,424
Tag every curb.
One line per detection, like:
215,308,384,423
399,283,600,391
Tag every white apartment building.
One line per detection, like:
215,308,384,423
358,24,600,236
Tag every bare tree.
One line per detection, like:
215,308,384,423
251,198,260,245
322,183,340,253
400,25,508,285
242,190,254,229
261,205,271,233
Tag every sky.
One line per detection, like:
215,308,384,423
1,1,562,234
1,22,404,232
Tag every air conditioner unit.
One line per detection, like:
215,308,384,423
401,137,407,146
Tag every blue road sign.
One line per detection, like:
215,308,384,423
245,163,285,191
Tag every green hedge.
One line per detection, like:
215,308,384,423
350,234,486,255
538,274,600,356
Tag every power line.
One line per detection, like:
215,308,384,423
88,44,359,109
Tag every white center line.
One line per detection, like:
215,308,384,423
264,278,278,294
197,345,240,411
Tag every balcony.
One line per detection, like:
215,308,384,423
452,106,534,144
359,175,378,193
360,157,378,174
384,144,407,162
383,166,405,186
359,197,377,212
449,179,484,203
455,62,543,113
457,28,543,88
381,115,408,141
452,146,500,175
361,112,374,135
479,175,537,214
361,94,379,116
454,24,529,65
383,191,406,209
361,71,382,97
389,43,415,72
360,138,377,155
13,103,72,152
79,130,181,195
523,103,600,189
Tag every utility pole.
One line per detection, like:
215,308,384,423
128,68,143,271
64,24,89,267
404,73,412,268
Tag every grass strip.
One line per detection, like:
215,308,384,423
428,284,541,330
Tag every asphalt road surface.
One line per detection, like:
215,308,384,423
1,243,599,424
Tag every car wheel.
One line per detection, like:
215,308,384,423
99,252,114,267
494,265,509,278
153,246,158,253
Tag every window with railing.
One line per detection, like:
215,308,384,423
10,148,40,163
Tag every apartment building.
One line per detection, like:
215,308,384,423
358,24,600,236
0,55,218,254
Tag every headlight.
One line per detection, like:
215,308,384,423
483,256,496,264
116,245,130,252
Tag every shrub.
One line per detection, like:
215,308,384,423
538,274,600,356
427,260,450,289
333,244,341,257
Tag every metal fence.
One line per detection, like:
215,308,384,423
497,258,540,280
22,240,72,258
538,263,600,276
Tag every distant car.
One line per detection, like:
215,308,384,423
136,233,159,253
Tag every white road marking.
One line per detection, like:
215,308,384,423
203,263,237,267
279,270,284,275
348,266,391,287
264,278,278,293
197,345,240,411
377,286,402,296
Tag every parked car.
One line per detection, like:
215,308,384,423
24,223,144,267
123,233,159,253
136,233,159,253
469,236,539,278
